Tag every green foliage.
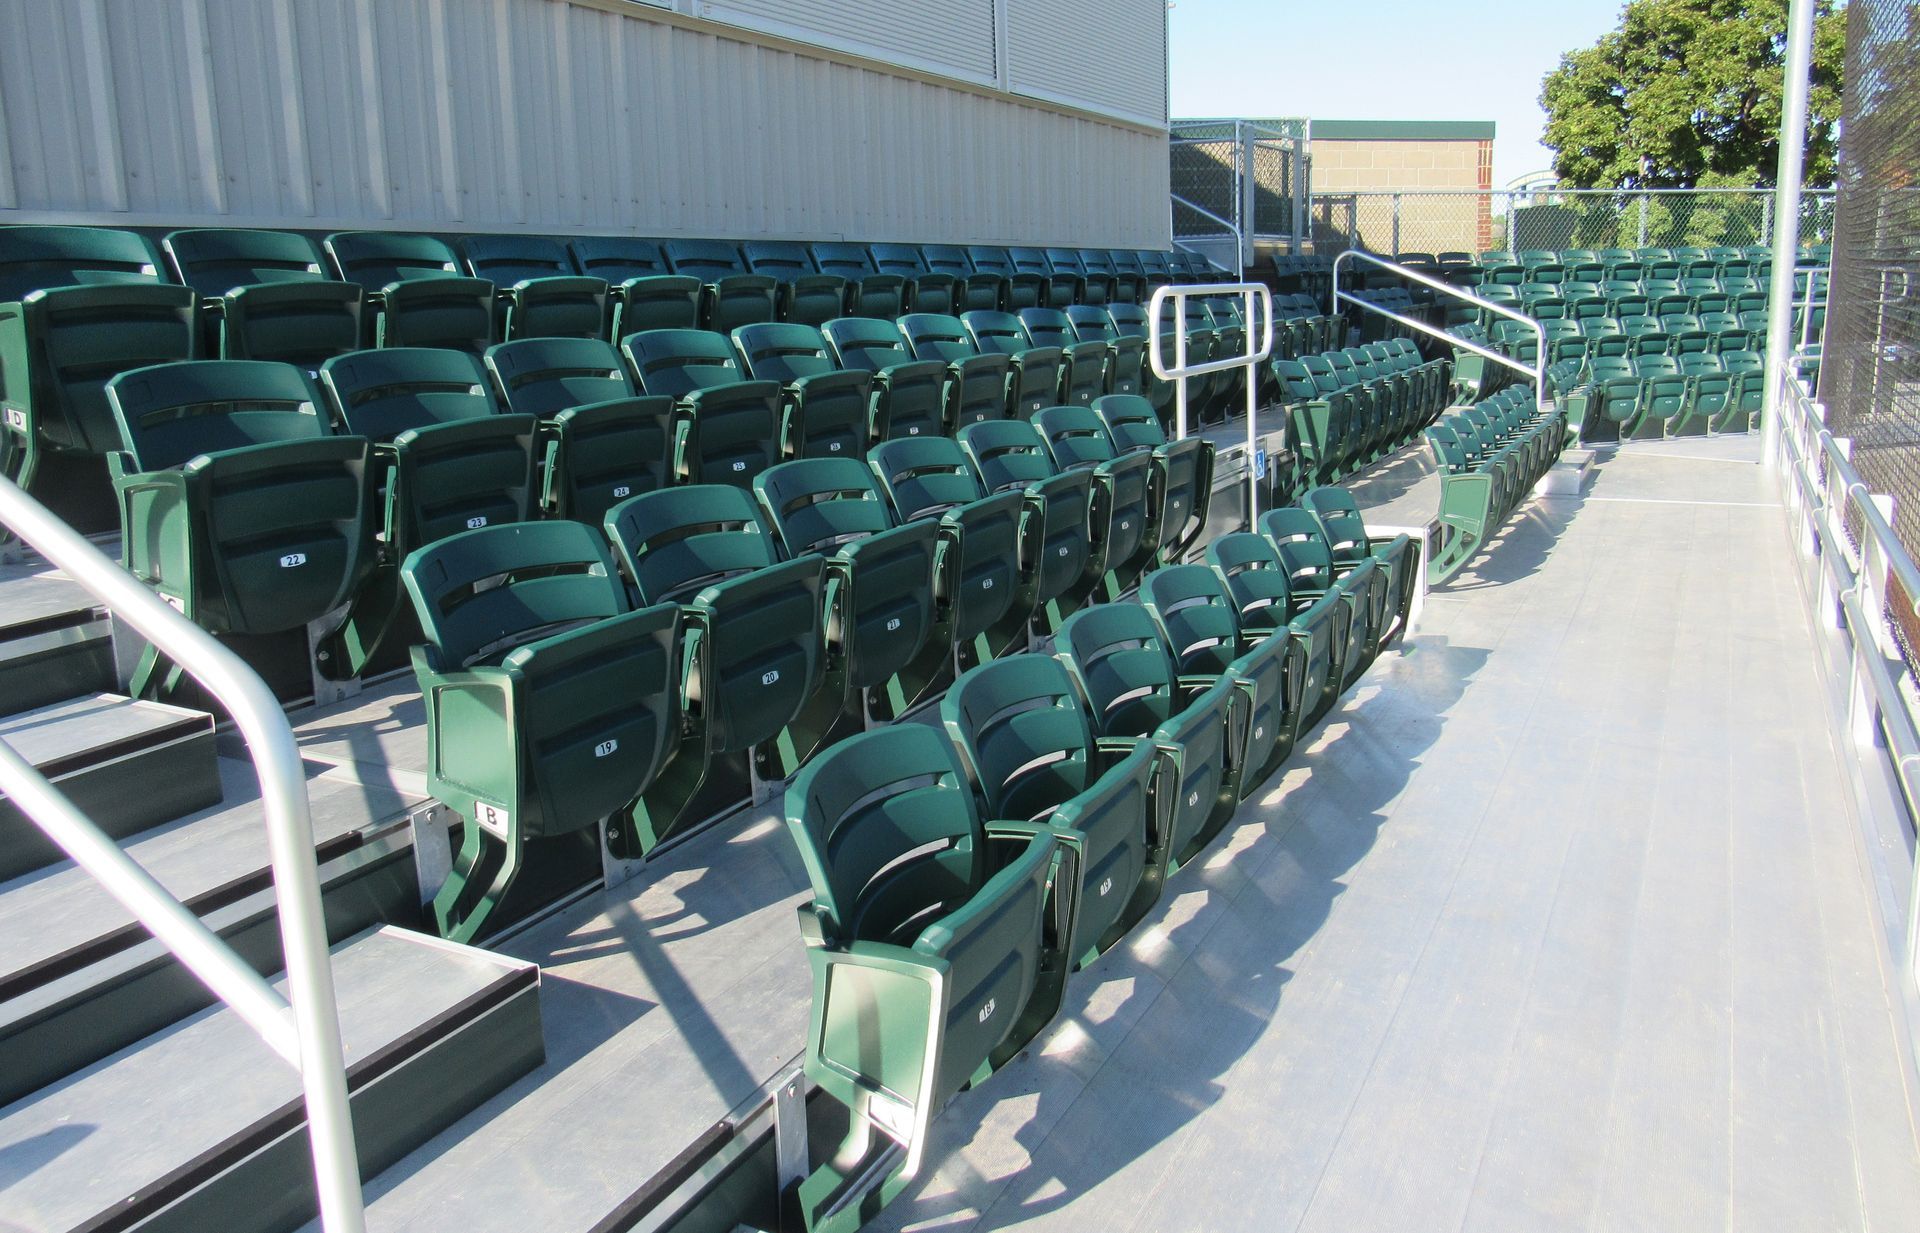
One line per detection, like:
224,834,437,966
1541,0,1845,188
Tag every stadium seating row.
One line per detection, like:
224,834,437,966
1270,339,1453,486
1560,352,1766,441
1424,387,1568,582
780,489,1418,1227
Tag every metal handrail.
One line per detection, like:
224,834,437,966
0,477,366,1233
1330,250,1548,420
1168,193,1239,235
1147,281,1276,520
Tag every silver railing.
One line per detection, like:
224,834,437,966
0,478,366,1233
1767,358,1920,1007
1147,281,1276,520
1331,250,1547,418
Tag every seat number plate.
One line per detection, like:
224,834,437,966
3,408,24,431
279,553,308,568
594,739,619,758
613,485,631,499
762,669,781,686
731,460,747,472
466,516,488,530
475,802,511,839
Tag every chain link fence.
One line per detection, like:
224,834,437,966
1169,119,1309,265
1823,0,1920,596
1308,188,1837,257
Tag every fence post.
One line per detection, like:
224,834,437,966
1291,142,1306,255
1239,123,1257,272
1231,120,1245,270
1761,193,1774,245
1391,193,1402,257
1637,192,1650,247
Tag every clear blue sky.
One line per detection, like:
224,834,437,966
1167,0,1627,187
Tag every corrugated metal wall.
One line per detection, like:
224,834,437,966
0,0,1170,248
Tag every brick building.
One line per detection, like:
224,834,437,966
1307,119,1496,254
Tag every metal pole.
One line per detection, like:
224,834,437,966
1232,119,1246,274
1761,193,1774,246
1391,193,1402,257
1762,0,1819,466
1291,142,1306,255
1637,191,1650,248
0,477,368,1233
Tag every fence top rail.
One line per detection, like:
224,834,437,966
1310,186,1837,198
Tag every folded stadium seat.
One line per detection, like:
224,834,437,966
1569,260,1609,284
944,653,1162,964
897,313,1014,431
1197,299,1251,408
1053,603,1237,878
819,317,949,439
1719,351,1766,433
323,231,495,353
810,243,905,320
1018,307,1109,405
1672,352,1730,437
870,244,956,315
105,360,376,699
1323,351,1390,463
1699,310,1744,345
162,229,363,370
1730,288,1768,315
482,337,670,521
1031,405,1154,599
1043,248,1102,305
458,234,610,340
315,348,538,681
1153,298,1225,425
603,485,827,847
1529,296,1569,321
1065,305,1146,397
1136,249,1177,293
1009,247,1073,308
1090,393,1213,564
956,419,1097,635
1259,506,1381,691
622,328,780,487
730,322,873,459
867,436,1029,667
1196,533,1317,786
1625,354,1688,439
1139,561,1321,774
1738,308,1771,337
1658,310,1702,337
0,226,201,530
923,244,1004,312
399,520,677,942
782,722,1063,1224
662,239,778,333
738,241,848,327
1271,358,1353,487
961,309,1068,421
1088,250,1142,304
1306,481,1427,620
1103,302,1176,424
1685,283,1730,316
1567,354,1635,441
753,457,944,742
966,247,1045,310
566,236,702,336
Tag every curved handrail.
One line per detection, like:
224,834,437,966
0,477,366,1233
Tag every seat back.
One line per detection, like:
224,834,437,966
753,457,896,555
1204,532,1291,634
867,436,989,520
943,655,1097,823
1054,601,1179,739
1033,405,1118,469
730,321,840,382
484,336,634,415
459,234,580,284
402,519,622,670
323,347,502,442
324,231,464,288
111,358,334,471
1138,564,1241,676
0,226,167,301
162,229,328,296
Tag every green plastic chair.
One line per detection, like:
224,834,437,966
819,317,948,441
323,232,495,353
809,243,905,320
957,420,1097,635
1303,486,1420,653
730,322,873,460
960,310,1065,421
484,336,671,522
739,242,848,327
1033,405,1154,599
965,247,1045,311
458,234,610,341
784,724,1061,1226
162,229,364,369
1010,248,1073,309
106,360,375,698
898,313,1013,431
754,458,943,743
1093,393,1215,565
871,244,956,316
401,520,678,942
623,328,780,488
1055,603,1239,870
661,239,777,333
868,436,1028,668
1067,306,1144,397
924,245,1003,313
942,656,1158,965
565,237,701,338
604,484,828,850
1019,308,1108,405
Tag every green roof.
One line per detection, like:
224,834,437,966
1312,120,1495,141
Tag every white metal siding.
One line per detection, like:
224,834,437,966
0,0,1168,247
1005,0,1168,128
695,0,998,85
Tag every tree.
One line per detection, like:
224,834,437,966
1540,0,1846,189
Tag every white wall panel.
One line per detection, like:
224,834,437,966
0,0,1168,247
1005,0,1168,129
696,0,997,85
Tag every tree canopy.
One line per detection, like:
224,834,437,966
1540,0,1846,189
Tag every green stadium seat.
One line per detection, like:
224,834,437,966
1091,393,1213,566
1090,250,1144,304
730,322,874,459
623,328,780,487
1010,248,1073,308
1032,405,1153,598
740,242,848,327
871,245,957,316
1043,248,1100,305
1262,506,1381,690
957,419,1097,634
867,436,1028,667
754,457,942,748
1302,485,1420,653
1103,302,1176,422
566,237,702,337
483,337,670,521
966,247,1044,310
459,234,610,340
323,231,495,352
0,226,200,529
1719,350,1765,432
106,360,375,698
162,229,363,369
400,520,678,941
898,313,1013,430
1054,603,1238,871
783,723,1062,1218
923,245,1004,312
1066,305,1145,397
662,239,778,332
819,317,949,440
810,244,905,320
960,310,1065,421
1018,308,1108,405
605,485,827,845
1674,352,1730,437
943,655,1159,959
